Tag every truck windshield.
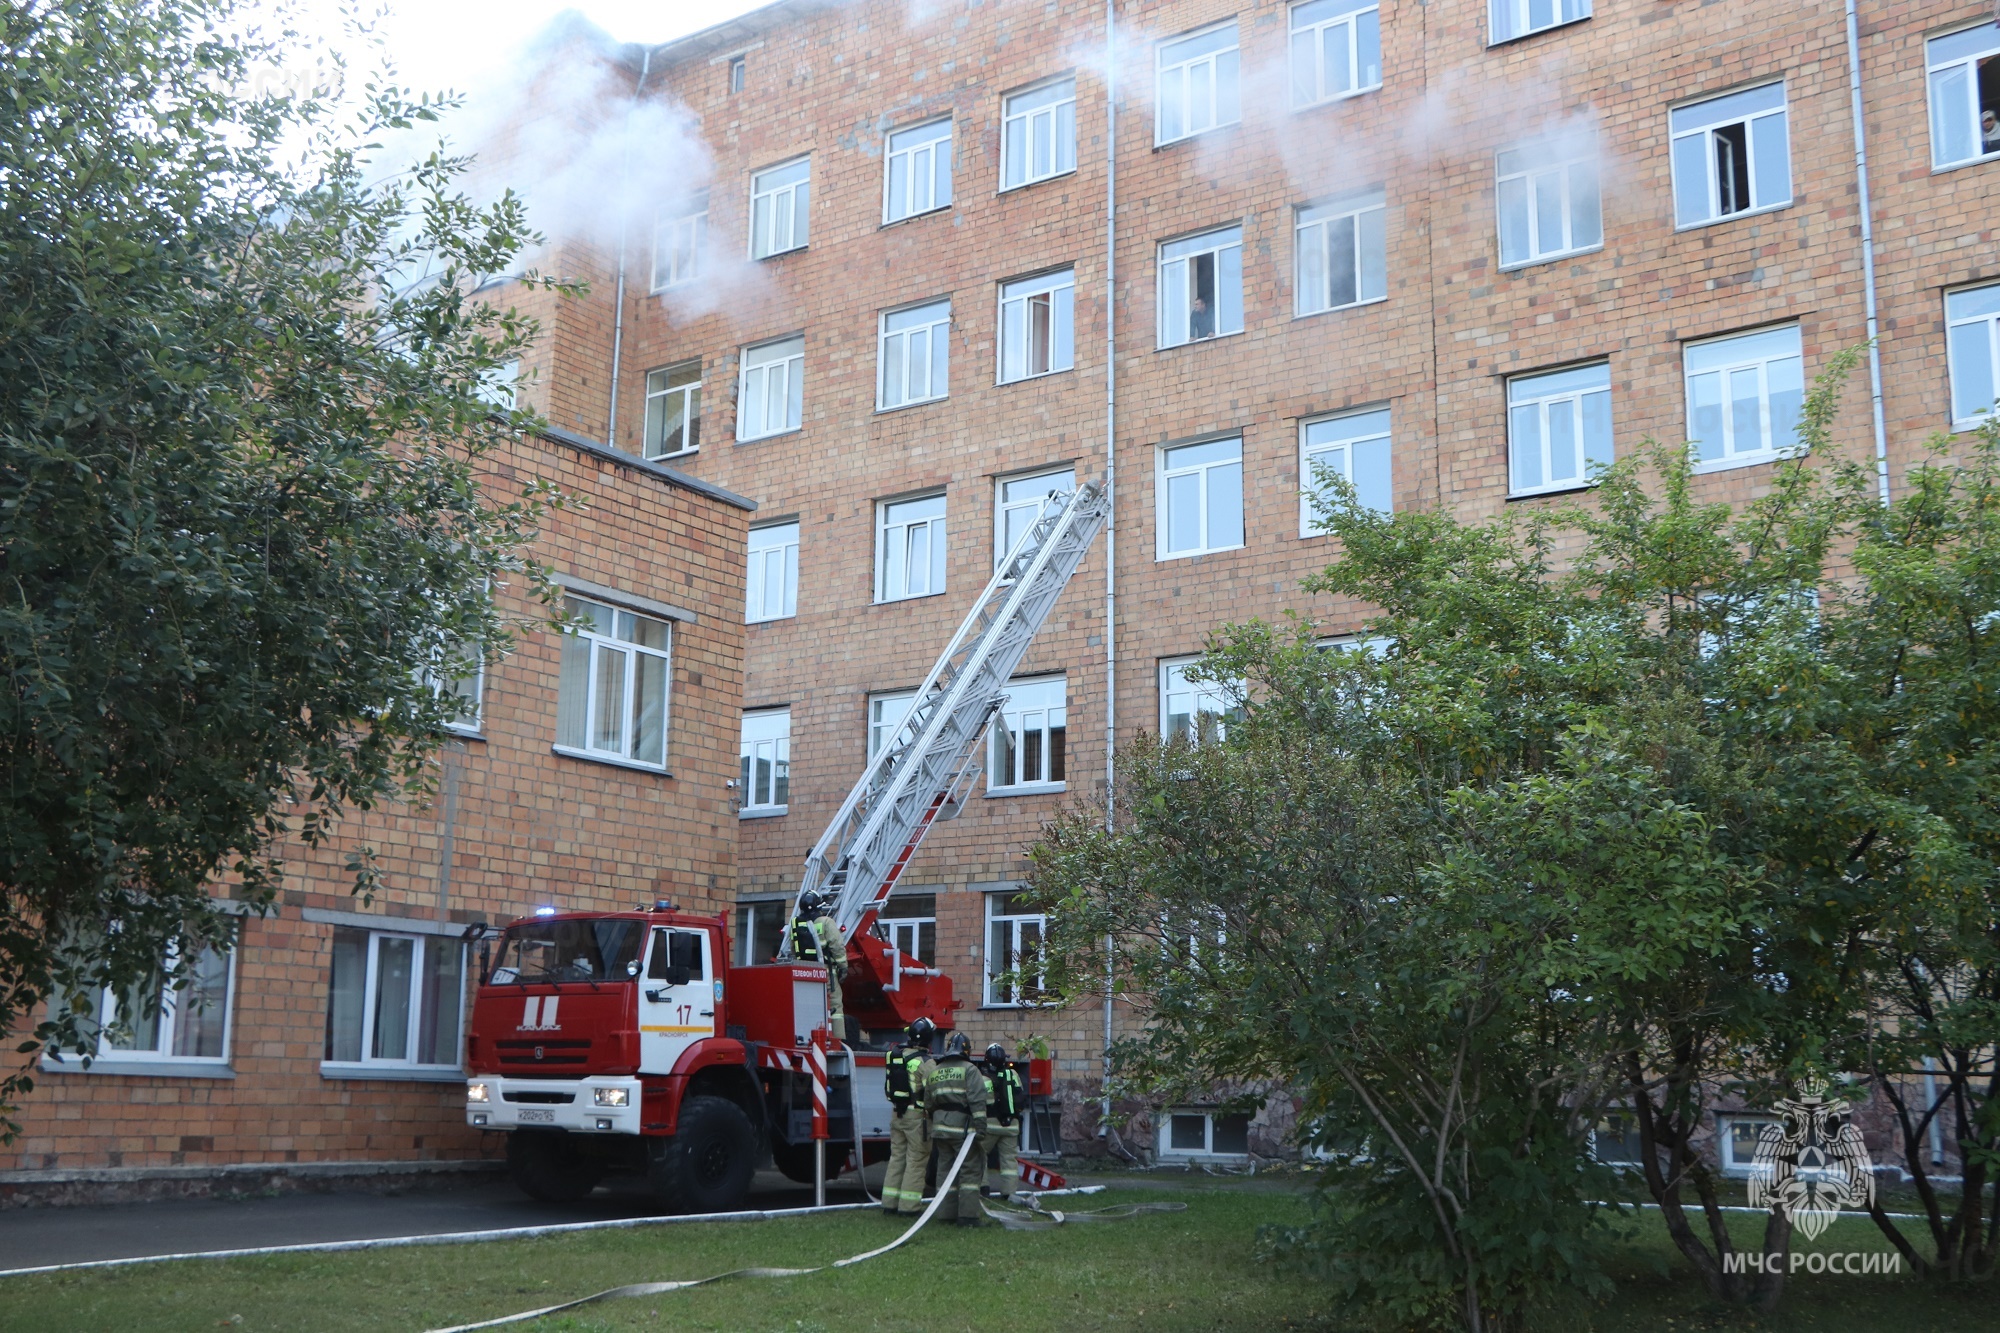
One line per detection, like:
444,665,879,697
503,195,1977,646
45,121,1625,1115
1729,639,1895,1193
489,919,643,985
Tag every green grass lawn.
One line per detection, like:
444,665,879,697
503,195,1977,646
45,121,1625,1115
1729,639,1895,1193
0,1186,1987,1332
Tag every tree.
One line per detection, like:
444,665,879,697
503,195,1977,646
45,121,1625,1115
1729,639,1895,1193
0,0,566,1134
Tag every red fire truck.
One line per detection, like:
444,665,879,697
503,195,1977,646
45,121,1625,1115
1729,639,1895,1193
462,483,1107,1210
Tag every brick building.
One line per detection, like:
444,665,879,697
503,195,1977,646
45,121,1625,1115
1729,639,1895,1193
1,254,758,1187
597,0,1998,1163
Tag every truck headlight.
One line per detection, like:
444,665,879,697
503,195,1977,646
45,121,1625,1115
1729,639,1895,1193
467,1082,490,1103
593,1087,629,1108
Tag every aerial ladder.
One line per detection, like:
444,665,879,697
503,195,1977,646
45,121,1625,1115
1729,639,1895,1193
779,479,1111,1039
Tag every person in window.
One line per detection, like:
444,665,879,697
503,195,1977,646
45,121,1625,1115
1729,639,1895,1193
1983,108,2000,156
1189,294,1214,341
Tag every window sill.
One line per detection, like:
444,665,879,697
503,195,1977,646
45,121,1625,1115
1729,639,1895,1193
1499,243,1604,274
645,447,699,464
1157,328,1244,353
1487,14,1591,48
1951,415,1994,434
1507,479,1597,501
650,279,699,296
996,365,1076,388
1158,1152,1253,1164
985,782,1067,798
551,745,672,777
752,244,809,261
1931,151,2000,176
739,806,788,820
1691,449,1797,476
746,613,797,626
1674,200,1793,233
875,394,950,415
979,1002,1049,1011
1292,84,1382,113
880,204,952,229
1157,543,1246,563
874,590,948,606
444,724,486,741
1293,295,1388,321
1154,121,1240,152
320,1062,467,1083
736,427,802,445
39,1056,234,1079
997,167,1077,195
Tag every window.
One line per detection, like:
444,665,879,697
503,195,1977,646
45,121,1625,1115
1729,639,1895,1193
990,676,1066,793
1158,437,1244,558
1927,23,2000,170
1490,0,1589,45
1508,362,1612,496
1296,192,1387,316
739,708,790,815
1157,22,1240,146
643,360,701,459
737,335,804,440
996,466,1077,568
1684,325,1804,471
1160,656,1245,743
746,521,800,623
1947,282,2000,429
476,360,518,409
1301,408,1392,533
999,270,1075,383
728,55,746,94
1670,82,1790,228
1160,1108,1252,1159
734,901,787,965
431,658,483,734
1719,1114,1780,1176
651,195,706,291
876,493,947,602
47,942,234,1071
1289,0,1381,107
1496,143,1601,268
985,891,1046,1006
877,892,937,964
324,928,465,1073
555,595,671,770
1002,78,1077,189
1159,226,1244,348
878,300,951,410
1591,1113,1645,1166
884,119,953,223
868,689,917,760
750,157,810,258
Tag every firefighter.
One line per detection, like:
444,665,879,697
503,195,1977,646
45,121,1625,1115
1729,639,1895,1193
978,1043,1025,1200
926,1029,990,1226
789,891,847,1031
881,1016,936,1217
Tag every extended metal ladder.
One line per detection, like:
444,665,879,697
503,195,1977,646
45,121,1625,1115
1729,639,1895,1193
781,481,1110,951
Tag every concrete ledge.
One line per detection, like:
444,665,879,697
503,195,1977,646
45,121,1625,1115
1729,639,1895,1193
0,1157,504,1210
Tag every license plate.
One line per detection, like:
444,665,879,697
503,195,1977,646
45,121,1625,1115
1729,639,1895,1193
518,1108,555,1124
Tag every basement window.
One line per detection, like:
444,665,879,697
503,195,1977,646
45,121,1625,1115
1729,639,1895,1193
1591,1112,1645,1166
1927,22,2000,170
1719,1114,1780,1176
323,927,466,1079
1670,82,1791,228
1159,1108,1252,1160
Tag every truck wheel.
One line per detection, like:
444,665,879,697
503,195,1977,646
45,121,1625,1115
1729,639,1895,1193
506,1131,603,1204
649,1095,756,1213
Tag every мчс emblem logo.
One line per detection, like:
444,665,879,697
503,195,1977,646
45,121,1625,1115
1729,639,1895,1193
1746,1075,1874,1241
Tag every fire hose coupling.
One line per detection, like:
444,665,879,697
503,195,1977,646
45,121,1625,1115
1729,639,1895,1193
592,1086,630,1107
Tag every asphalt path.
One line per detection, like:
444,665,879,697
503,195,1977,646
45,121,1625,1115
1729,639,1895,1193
0,1166,885,1273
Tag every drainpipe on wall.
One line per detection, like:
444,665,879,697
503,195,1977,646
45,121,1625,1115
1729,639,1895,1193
1843,0,1890,505
1099,0,1118,1141
605,48,655,447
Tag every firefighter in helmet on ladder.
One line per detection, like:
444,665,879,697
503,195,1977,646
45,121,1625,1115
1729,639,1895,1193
789,890,846,1033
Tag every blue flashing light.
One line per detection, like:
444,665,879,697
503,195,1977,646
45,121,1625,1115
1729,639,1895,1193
533,906,557,917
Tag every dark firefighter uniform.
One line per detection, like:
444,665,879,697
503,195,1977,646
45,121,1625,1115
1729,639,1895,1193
979,1047,1025,1199
790,905,846,1028
881,1029,935,1216
926,1040,991,1225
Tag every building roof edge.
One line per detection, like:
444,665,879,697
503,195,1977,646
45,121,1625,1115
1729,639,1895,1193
647,0,850,68
534,424,759,512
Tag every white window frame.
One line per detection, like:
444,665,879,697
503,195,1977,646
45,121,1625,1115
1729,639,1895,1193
749,157,810,259
554,595,673,772
1488,0,1590,46
996,465,1077,570
651,195,707,291
998,269,1076,384
883,118,953,224
322,928,467,1079
878,300,951,411
1925,22,2000,172
746,520,799,624
1158,226,1245,349
737,335,804,440
1507,361,1613,497
1289,0,1382,109
876,891,938,965
476,360,518,410
1159,655,1245,744
875,492,948,603
1669,81,1792,229
1156,21,1241,147
1159,1107,1253,1160
1157,436,1244,560
1295,191,1387,317
984,891,1047,1008
735,899,788,965
433,661,484,736
1719,1114,1780,1176
739,708,790,818
1300,407,1393,534
42,941,237,1076
1946,281,2000,430
1495,143,1602,270
643,360,701,460
1001,77,1078,190
989,675,1067,795
1683,324,1805,474
868,689,918,761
